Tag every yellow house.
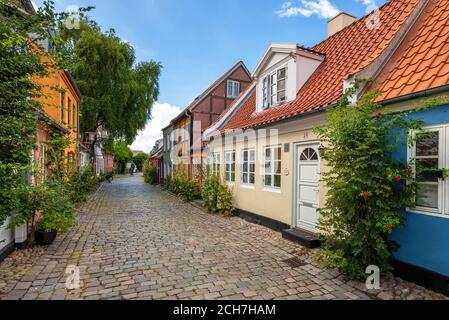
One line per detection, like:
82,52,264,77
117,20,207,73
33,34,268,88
34,55,81,180
203,0,424,246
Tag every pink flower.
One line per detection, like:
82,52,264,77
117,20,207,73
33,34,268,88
47,165,53,171
325,239,332,246
375,112,383,119
393,176,401,183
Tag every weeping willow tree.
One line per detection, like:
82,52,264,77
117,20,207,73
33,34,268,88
62,21,162,147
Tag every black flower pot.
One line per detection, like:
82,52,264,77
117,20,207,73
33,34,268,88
35,230,57,246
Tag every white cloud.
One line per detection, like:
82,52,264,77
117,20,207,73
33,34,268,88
276,0,340,19
130,102,181,153
360,0,379,12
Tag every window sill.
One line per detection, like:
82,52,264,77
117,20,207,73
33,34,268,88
262,187,281,194
406,208,449,219
240,184,255,190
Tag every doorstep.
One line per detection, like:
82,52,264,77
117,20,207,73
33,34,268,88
282,228,322,249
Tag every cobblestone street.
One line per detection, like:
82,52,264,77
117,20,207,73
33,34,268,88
0,175,446,300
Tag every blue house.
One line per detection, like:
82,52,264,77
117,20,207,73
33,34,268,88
370,0,449,295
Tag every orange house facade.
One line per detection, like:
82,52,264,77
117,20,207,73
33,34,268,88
34,66,81,182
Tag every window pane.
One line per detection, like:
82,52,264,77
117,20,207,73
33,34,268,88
416,131,439,157
417,183,439,209
274,175,281,188
275,147,282,160
249,174,255,184
231,163,235,172
264,161,272,173
265,175,272,187
231,173,235,182
277,79,286,91
278,89,286,102
249,163,255,173
243,151,248,161
243,163,248,173
274,161,281,174
242,173,248,183
416,159,439,182
249,150,255,161
265,148,271,159
277,68,286,79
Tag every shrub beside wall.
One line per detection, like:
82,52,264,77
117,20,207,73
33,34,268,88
169,173,200,202
143,161,157,184
201,175,234,216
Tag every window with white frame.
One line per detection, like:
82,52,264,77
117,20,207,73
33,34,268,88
225,151,236,183
262,67,287,110
263,146,282,189
241,149,255,185
410,125,448,215
212,152,221,176
227,80,241,99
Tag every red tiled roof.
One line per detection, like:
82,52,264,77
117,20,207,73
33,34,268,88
221,0,420,132
372,0,449,101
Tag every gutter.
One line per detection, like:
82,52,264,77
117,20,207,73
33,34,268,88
381,85,449,107
254,84,449,131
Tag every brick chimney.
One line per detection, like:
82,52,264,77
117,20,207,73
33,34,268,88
328,12,357,37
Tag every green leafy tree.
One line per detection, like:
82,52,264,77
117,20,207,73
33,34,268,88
314,84,448,280
133,152,148,172
111,141,133,174
63,22,162,145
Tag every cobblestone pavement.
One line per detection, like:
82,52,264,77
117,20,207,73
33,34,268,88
0,175,446,300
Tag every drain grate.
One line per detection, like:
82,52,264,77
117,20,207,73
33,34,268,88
283,257,306,268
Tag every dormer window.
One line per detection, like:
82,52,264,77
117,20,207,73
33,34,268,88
227,80,241,98
262,67,287,110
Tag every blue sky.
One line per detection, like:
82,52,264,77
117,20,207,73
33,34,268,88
35,0,387,151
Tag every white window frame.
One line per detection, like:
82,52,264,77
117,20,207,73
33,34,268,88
262,66,287,110
241,148,255,186
227,80,241,99
408,125,448,218
211,152,221,176
225,151,236,183
263,145,282,190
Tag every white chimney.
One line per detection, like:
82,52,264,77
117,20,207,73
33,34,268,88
328,12,357,37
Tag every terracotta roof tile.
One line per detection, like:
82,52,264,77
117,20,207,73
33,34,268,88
374,0,449,101
221,0,420,132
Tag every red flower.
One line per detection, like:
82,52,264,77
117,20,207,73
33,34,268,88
393,176,401,183
363,191,370,200
375,112,383,119
76,165,80,170
325,239,332,246
405,167,413,174
386,224,393,231
47,165,53,171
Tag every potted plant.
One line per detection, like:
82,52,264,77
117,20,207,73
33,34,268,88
34,184,75,246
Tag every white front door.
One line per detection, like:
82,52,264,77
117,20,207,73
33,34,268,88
296,145,320,233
